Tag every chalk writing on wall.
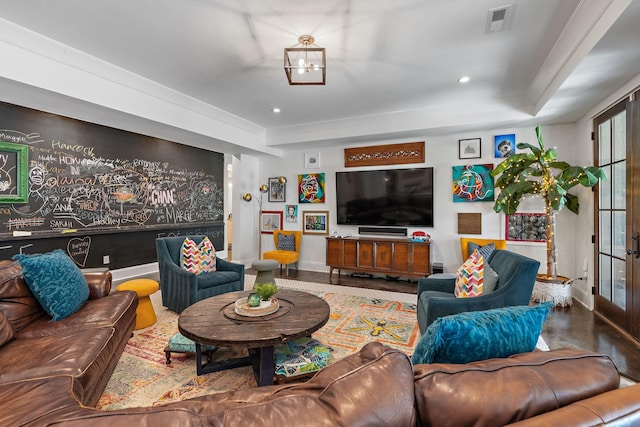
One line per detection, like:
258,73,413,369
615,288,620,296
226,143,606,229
0,101,225,238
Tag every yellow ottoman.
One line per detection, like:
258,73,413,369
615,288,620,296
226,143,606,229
116,278,159,330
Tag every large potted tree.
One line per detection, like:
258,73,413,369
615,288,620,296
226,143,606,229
491,126,605,283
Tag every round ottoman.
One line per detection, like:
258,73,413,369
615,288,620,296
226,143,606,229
252,259,278,286
116,278,160,330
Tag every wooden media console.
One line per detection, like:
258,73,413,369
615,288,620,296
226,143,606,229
325,236,431,283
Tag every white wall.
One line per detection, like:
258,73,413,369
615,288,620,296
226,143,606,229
235,124,582,281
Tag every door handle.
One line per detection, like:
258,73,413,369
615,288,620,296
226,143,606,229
627,232,640,258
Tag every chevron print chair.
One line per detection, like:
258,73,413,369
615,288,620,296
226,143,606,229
416,249,540,334
155,235,244,313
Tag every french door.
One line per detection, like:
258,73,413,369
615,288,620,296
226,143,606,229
595,89,640,339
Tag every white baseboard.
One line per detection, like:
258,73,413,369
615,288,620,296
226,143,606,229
111,262,158,282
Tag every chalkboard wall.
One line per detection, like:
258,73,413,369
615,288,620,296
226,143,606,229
0,101,225,269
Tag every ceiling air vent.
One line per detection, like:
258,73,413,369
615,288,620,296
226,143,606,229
485,5,513,34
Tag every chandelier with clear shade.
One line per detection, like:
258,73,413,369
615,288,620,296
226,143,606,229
284,35,326,85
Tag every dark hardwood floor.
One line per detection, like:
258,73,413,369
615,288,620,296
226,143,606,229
259,267,640,381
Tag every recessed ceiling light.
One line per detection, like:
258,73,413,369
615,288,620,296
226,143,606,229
272,107,281,113
457,76,470,84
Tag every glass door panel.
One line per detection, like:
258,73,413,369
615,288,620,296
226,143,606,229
595,106,627,328
595,91,639,338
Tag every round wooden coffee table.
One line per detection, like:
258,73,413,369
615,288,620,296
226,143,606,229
178,289,330,386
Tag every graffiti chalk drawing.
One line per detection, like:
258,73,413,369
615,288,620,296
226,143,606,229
67,236,91,267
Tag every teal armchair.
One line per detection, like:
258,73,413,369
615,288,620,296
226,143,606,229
155,235,244,313
417,249,540,334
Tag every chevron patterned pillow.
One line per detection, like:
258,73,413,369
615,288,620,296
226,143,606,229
180,237,216,275
454,249,484,298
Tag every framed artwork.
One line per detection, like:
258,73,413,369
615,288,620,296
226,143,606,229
452,164,494,203
305,152,320,168
494,133,516,158
506,213,546,242
260,210,283,234
458,138,481,159
298,172,325,203
0,141,29,204
268,177,286,202
285,204,298,223
303,210,329,235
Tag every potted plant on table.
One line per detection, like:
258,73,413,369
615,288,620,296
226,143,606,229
491,126,605,283
248,282,280,307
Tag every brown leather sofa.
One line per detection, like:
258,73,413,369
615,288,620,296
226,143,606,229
2,258,640,426
0,260,137,409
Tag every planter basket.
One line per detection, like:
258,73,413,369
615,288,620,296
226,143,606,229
531,274,572,307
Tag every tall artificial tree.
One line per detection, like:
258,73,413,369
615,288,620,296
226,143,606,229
491,126,605,279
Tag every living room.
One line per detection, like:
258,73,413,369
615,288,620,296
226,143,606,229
2,1,640,425
1,2,637,316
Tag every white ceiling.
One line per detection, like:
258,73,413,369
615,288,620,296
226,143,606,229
0,0,639,154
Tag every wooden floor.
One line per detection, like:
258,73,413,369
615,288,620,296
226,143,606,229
266,268,640,381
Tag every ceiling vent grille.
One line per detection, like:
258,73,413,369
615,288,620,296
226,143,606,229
485,5,513,33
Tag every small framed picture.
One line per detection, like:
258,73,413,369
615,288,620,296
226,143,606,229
268,177,286,202
302,210,329,235
260,210,283,234
285,204,298,223
305,152,320,169
458,138,481,159
494,134,516,158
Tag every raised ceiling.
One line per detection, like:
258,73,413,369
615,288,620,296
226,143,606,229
0,0,639,154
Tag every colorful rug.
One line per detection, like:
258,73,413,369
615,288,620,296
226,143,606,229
97,288,419,409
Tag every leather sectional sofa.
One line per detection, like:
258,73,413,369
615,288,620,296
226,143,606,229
2,259,640,426
0,259,137,410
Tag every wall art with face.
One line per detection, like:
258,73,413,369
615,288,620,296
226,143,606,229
298,173,325,203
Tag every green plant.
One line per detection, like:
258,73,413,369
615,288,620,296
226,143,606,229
253,282,280,301
491,126,605,278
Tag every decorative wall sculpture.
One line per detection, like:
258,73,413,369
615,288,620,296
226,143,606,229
344,141,425,167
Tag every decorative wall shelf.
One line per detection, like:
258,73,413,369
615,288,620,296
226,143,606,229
344,141,425,167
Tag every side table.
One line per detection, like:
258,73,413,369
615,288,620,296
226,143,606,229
116,278,160,329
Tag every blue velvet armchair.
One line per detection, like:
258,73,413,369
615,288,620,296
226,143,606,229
417,249,540,334
155,235,245,313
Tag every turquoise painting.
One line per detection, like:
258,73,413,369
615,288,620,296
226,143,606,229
452,164,494,202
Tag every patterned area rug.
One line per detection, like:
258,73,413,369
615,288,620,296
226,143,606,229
97,279,419,409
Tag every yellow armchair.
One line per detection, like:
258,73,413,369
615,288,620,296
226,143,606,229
263,230,302,276
460,237,507,260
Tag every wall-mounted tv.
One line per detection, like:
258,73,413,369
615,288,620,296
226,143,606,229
336,167,434,227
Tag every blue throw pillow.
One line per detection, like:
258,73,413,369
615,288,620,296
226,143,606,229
467,242,495,260
13,249,90,321
277,233,296,251
411,303,553,365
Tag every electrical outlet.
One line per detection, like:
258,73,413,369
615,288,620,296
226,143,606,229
103,255,110,264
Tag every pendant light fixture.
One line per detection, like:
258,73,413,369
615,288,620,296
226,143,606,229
284,35,326,85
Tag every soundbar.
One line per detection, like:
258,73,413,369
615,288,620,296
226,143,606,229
358,226,408,236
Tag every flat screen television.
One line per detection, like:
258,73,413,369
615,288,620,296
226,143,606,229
336,167,434,227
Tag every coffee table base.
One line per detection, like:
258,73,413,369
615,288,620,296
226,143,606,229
195,343,275,386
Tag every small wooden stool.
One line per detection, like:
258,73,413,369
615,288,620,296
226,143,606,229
116,278,159,330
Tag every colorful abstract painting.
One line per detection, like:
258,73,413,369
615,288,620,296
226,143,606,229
452,164,494,202
298,173,325,203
